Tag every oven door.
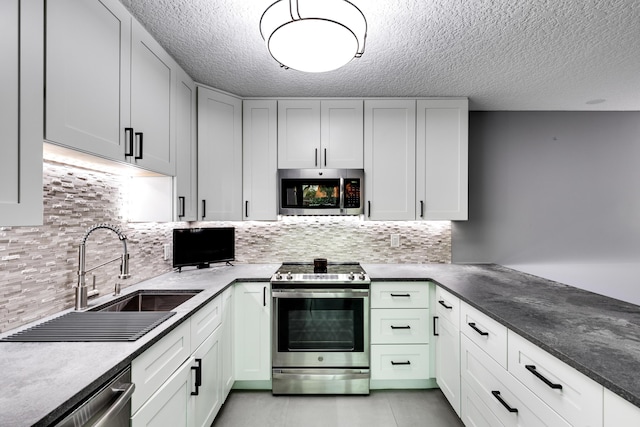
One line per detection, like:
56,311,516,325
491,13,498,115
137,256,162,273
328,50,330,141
272,288,370,368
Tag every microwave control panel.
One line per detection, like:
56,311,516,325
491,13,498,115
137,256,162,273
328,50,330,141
344,179,361,208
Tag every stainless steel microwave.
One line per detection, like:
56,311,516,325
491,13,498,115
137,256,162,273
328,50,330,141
278,169,364,215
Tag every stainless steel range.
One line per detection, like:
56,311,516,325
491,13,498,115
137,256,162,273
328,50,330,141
271,261,370,395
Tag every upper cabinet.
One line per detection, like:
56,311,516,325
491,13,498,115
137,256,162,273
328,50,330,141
364,100,417,221
416,99,468,220
46,0,177,176
175,69,198,221
243,100,278,221
198,87,243,221
278,100,363,169
0,0,43,226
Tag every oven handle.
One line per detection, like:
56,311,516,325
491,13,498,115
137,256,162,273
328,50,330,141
271,289,369,299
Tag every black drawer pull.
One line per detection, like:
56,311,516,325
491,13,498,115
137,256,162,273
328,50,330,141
178,196,185,218
492,391,518,413
390,325,411,330
124,127,134,156
525,365,563,390
191,358,202,396
134,132,143,160
468,322,489,336
438,300,453,310
433,316,439,336
391,360,411,366
390,293,411,297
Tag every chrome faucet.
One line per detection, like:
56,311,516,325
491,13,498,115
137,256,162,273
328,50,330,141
75,223,130,310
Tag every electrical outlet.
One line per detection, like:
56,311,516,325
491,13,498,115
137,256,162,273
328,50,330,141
390,234,400,248
163,243,171,261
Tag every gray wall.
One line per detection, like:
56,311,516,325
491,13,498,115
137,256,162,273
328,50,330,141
453,111,640,304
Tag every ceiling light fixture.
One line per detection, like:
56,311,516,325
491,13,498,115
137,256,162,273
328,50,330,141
260,0,367,73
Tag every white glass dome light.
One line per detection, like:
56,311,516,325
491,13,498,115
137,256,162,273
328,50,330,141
260,0,367,73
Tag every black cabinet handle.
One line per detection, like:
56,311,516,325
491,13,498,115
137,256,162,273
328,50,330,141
324,148,327,167
525,365,563,390
201,200,206,220
134,132,143,160
178,197,186,218
315,148,318,167
390,293,411,297
191,359,202,396
468,322,489,336
368,201,371,218
263,286,267,307
438,300,453,310
390,325,411,330
492,391,518,413
391,361,411,366
124,127,134,157
245,201,249,218
433,316,439,336
420,200,424,218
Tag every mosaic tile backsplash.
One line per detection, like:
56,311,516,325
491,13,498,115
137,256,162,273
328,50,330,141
0,161,450,332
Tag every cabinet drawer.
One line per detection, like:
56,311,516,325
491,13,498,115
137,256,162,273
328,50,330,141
371,308,429,344
460,301,507,368
371,344,430,380
435,286,460,328
461,335,571,427
461,379,506,427
131,320,191,414
191,294,222,352
508,331,603,427
371,282,429,309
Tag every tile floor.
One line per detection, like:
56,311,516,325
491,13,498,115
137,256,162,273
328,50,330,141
213,389,464,427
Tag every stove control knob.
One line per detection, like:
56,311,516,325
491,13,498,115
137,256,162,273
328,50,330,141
275,273,282,280
348,272,355,280
286,272,293,280
359,273,366,281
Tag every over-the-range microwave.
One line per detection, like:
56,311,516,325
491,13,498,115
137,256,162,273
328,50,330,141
278,169,364,215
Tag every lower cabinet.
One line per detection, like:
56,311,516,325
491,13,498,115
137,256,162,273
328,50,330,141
233,282,271,383
604,389,640,426
131,292,230,426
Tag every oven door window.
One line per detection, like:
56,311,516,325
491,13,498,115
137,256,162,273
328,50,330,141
276,298,364,352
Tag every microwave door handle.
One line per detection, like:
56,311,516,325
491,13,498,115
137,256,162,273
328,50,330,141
340,177,345,212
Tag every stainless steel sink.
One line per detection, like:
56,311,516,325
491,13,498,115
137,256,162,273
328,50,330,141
90,290,202,312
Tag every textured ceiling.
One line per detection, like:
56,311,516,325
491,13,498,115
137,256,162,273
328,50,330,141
120,0,640,111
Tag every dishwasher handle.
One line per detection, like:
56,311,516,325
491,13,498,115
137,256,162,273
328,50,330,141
93,382,135,427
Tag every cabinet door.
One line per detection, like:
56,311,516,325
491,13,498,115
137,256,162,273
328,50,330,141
278,100,321,168
0,0,43,226
243,100,278,220
416,99,468,220
221,287,235,398
435,315,461,416
130,19,177,175
198,87,243,221
192,326,223,427
45,0,130,161
131,357,193,427
320,100,364,168
604,389,640,426
364,100,416,220
234,282,271,381
175,68,198,221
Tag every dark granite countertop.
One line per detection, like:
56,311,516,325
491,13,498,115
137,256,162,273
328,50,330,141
1,263,639,426
363,263,640,408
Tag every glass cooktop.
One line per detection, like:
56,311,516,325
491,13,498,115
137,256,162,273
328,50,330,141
275,262,366,275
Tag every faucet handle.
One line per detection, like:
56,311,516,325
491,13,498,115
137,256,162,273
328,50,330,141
119,253,131,280
114,283,121,296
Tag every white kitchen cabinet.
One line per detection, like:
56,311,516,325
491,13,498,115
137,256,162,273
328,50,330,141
434,286,461,416
131,355,193,427
45,0,130,161
364,100,416,220
278,100,363,169
416,99,468,220
243,100,278,220
175,68,198,221
198,87,243,221
234,282,271,382
129,19,177,175
46,1,178,176
221,287,235,398
192,325,223,427
460,300,508,369
0,0,43,226
604,389,640,426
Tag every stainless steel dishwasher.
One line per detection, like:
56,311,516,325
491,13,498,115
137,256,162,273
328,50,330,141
54,367,134,427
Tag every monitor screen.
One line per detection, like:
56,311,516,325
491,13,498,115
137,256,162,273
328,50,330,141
172,227,235,269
